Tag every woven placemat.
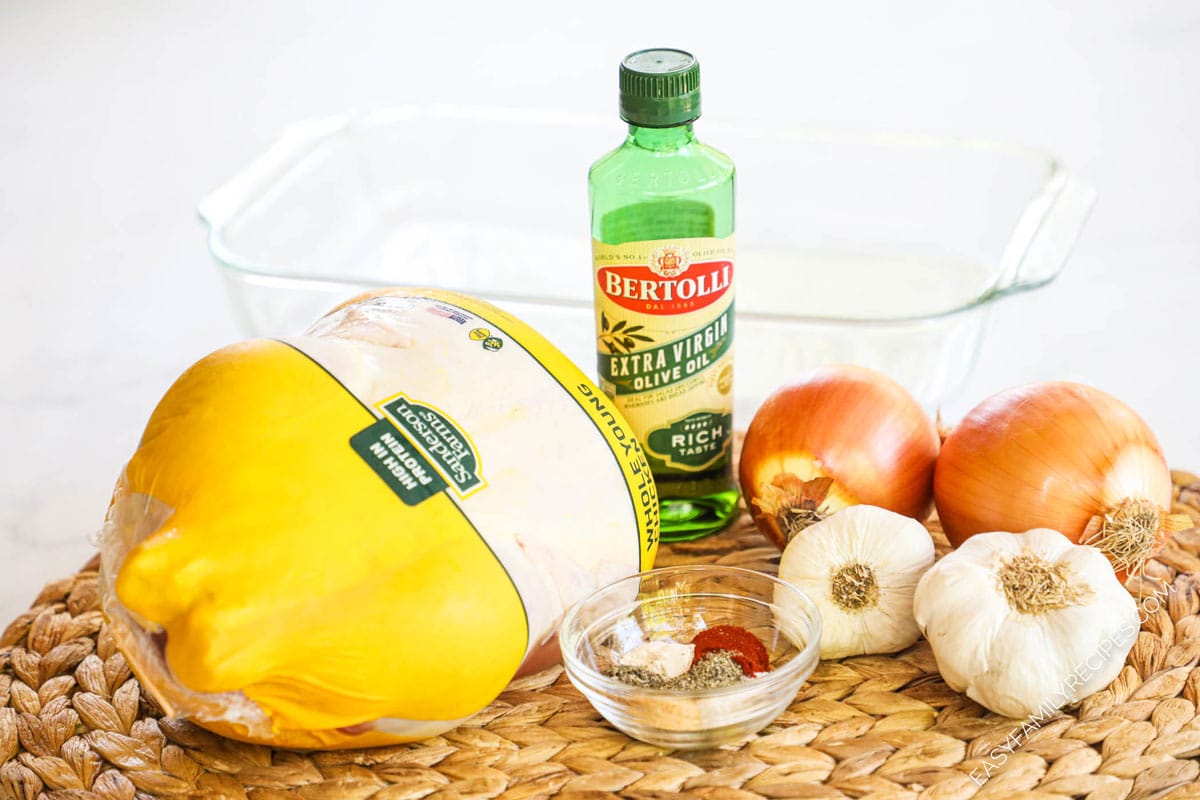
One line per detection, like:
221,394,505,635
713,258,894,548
3,473,1200,800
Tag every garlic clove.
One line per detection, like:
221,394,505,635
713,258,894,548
860,578,923,655
915,560,1012,695
974,619,1073,718
1039,600,1136,700
1036,544,1141,696
978,600,1130,720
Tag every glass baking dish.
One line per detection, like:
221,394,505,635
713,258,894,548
198,105,1093,419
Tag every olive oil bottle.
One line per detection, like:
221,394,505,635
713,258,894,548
589,48,738,541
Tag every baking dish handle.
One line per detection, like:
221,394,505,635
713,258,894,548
998,169,1097,295
197,115,349,232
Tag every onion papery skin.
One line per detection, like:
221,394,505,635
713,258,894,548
739,365,940,549
935,381,1177,577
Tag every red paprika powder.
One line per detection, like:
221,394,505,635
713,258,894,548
690,625,770,676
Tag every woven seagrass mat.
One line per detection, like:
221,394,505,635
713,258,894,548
3,473,1200,800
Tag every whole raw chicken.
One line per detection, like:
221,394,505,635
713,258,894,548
99,288,658,748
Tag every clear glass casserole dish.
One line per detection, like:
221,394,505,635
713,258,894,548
198,105,1094,417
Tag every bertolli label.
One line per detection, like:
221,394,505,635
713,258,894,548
593,235,734,475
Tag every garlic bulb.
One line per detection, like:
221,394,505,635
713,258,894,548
914,528,1139,719
776,505,935,659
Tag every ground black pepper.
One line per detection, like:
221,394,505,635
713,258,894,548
669,651,744,690
604,650,746,690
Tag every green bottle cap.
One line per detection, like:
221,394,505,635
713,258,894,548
619,48,701,128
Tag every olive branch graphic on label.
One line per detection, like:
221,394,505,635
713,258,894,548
598,311,655,354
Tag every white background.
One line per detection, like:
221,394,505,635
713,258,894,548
2,1,1198,622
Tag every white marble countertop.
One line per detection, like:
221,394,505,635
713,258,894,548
2,1,1198,623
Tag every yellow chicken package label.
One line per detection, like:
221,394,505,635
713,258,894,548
99,288,659,749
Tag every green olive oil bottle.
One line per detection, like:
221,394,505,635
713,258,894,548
589,48,738,541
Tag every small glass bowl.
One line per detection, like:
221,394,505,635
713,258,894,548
559,565,822,749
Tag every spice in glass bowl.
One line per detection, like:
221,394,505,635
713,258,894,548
560,565,823,748
604,625,770,690
690,624,770,675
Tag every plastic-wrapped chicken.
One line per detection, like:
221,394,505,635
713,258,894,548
99,288,659,749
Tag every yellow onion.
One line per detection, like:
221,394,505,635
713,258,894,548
739,365,940,549
935,381,1189,578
